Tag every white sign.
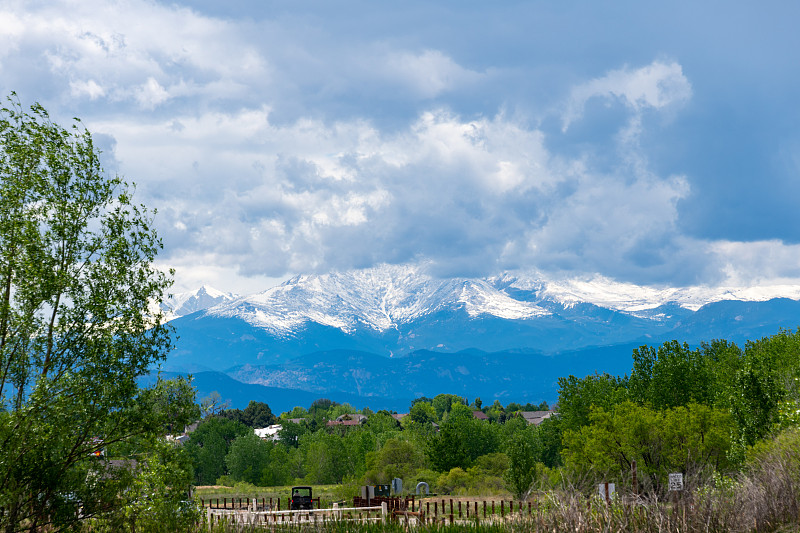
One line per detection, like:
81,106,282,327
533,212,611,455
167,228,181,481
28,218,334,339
598,482,615,500
669,473,684,491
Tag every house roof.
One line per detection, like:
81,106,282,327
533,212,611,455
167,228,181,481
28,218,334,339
335,413,367,422
255,424,283,439
520,410,556,425
472,410,489,420
327,419,362,427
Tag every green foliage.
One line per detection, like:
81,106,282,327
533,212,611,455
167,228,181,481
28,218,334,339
299,429,349,484
629,340,714,408
217,400,276,428
282,405,309,419
436,454,509,495
364,437,426,484
562,401,734,493
277,420,309,448
185,417,250,484
409,401,437,425
87,440,200,532
504,426,543,499
364,410,402,444
432,393,466,420
557,372,628,433
225,433,271,485
427,407,500,472
728,329,800,447
699,339,744,407
536,417,563,468
243,400,277,427
0,95,196,531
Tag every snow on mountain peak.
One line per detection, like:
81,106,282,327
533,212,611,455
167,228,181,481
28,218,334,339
503,272,800,312
207,264,550,335
177,264,800,336
162,285,238,320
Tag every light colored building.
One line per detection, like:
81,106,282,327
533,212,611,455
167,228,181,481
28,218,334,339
254,424,283,441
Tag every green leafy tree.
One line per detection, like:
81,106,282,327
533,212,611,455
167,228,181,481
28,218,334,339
537,416,563,468
727,330,800,448
261,444,294,487
699,339,744,407
409,401,437,425
557,372,628,433
0,95,195,531
282,406,309,420
242,401,276,428
427,404,500,472
432,393,466,420
365,410,401,436
225,433,271,485
629,340,713,408
341,428,377,480
277,420,309,448
365,437,426,484
486,400,506,423
504,429,542,499
185,417,250,484
562,401,734,493
299,430,348,484
89,439,200,532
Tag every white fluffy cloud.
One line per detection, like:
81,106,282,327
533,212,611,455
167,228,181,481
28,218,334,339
562,61,692,132
92,100,701,285
3,1,800,293
381,50,484,98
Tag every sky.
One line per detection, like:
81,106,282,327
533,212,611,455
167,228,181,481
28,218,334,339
2,0,800,295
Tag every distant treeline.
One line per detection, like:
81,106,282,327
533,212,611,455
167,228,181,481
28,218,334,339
180,329,800,500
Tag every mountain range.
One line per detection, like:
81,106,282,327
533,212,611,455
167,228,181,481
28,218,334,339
158,265,800,411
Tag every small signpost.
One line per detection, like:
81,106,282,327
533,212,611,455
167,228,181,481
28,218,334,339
598,482,615,504
668,473,684,492
668,472,683,515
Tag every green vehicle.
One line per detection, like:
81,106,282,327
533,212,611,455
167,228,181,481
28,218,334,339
290,486,313,510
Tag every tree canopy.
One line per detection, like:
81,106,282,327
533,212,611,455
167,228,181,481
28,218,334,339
0,95,197,531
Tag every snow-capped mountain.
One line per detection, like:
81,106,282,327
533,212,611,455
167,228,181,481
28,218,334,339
161,285,238,320
208,264,548,336
188,264,800,335
160,264,800,407
497,272,800,313
164,264,800,376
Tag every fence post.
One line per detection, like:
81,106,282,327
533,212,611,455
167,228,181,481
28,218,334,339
381,502,388,523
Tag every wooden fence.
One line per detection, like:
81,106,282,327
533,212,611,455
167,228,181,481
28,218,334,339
201,497,320,511
203,496,548,527
205,503,386,527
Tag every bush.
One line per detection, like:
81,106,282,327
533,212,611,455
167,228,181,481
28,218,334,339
215,476,235,487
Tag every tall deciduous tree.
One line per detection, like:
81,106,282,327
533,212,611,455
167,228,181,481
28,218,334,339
0,95,195,531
